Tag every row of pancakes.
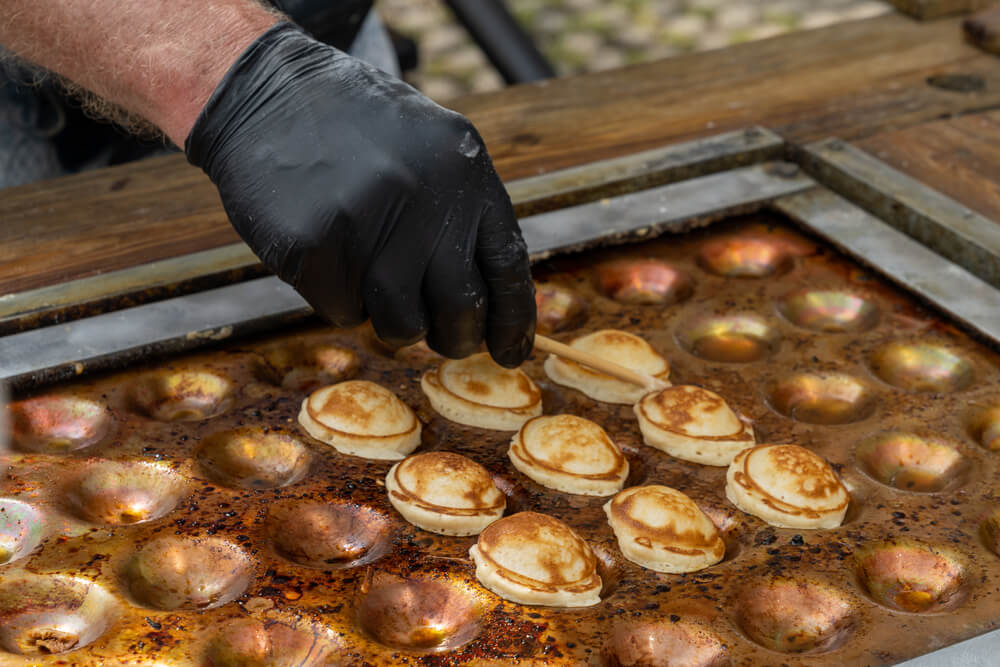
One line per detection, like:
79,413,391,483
298,330,750,463
387,450,727,606
296,329,849,607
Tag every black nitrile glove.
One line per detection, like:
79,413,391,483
185,23,535,367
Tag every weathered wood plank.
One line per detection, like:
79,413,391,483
887,0,993,19
455,14,1000,178
2,13,1000,296
856,111,1000,223
0,154,235,294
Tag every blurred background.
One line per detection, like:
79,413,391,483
378,0,889,101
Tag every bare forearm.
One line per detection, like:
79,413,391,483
0,1,279,144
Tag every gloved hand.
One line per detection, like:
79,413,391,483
185,23,535,367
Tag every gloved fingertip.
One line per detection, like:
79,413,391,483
488,327,535,369
379,332,427,350
331,314,368,329
300,287,366,330
424,298,486,360
426,332,482,360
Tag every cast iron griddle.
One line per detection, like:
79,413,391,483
3,213,1000,665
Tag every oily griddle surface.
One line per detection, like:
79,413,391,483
4,213,1000,666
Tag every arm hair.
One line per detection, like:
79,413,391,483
0,1,282,144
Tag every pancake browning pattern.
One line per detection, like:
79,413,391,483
298,380,420,460
635,385,754,466
386,451,505,536
421,353,543,431
509,415,629,496
543,329,670,404
726,444,849,529
469,511,602,607
604,485,725,574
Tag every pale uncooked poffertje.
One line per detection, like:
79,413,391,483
470,512,602,607
604,485,725,574
298,380,420,460
635,385,754,466
509,415,629,496
421,353,543,431
386,451,505,536
543,330,670,404
726,444,849,529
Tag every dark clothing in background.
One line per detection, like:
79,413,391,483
271,0,373,49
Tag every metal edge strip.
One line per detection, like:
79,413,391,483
800,138,1000,289
0,127,784,335
0,243,263,335
772,187,1000,346
522,162,813,261
508,126,785,214
0,277,313,390
0,161,811,390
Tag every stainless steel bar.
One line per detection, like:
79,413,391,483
773,187,1000,346
0,243,262,335
0,277,310,389
522,161,814,261
508,126,785,213
801,138,1000,288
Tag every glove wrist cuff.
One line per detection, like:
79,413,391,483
184,21,318,171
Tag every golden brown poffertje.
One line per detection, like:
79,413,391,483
604,485,725,574
726,444,849,529
543,329,670,404
635,385,754,466
509,414,628,496
469,512,602,607
298,380,420,460
421,352,542,430
386,451,505,536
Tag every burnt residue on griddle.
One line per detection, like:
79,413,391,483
6,214,1000,665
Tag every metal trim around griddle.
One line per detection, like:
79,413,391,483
0,127,785,337
5,151,1000,391
0,161,812,390
0,243,265,336
507,126,786,215
522,162,814,261
772,187,1000,346
0,277,312,389
800,138,1000,289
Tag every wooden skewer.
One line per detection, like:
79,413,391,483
534,334,668,393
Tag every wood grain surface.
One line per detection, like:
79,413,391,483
455,14,1000,178
2,13,999,295
0,154,234,294
856,111,1000,222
